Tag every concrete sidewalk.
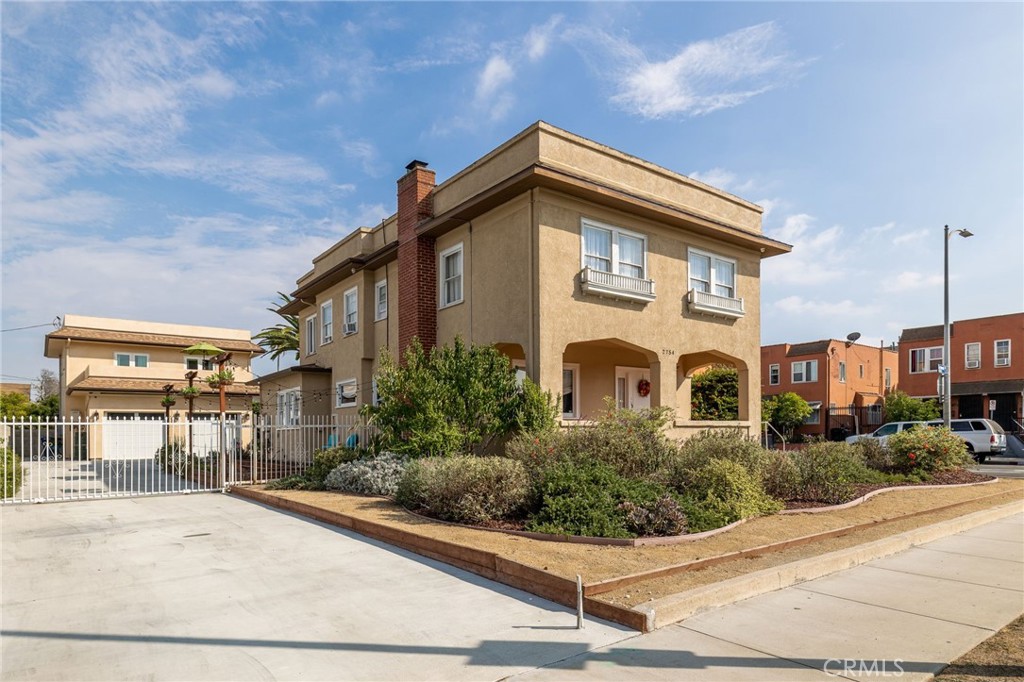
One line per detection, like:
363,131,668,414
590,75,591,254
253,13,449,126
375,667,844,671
511,512,1024,681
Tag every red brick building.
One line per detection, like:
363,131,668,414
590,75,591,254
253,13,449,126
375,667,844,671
761,339,899,439
898,312,1023,432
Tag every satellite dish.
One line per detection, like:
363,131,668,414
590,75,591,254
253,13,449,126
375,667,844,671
846,332,861,343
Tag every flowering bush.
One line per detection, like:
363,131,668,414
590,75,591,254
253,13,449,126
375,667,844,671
324,452,408,497
886,426,970,474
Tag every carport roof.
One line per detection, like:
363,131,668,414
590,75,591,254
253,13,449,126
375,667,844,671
68,376,259,396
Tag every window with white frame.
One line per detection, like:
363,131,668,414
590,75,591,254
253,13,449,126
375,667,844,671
321,300,333,344
562,364,579,419
375,280,388,321
336,379,357,408
184,356,214,371
965,342,981,369
440,243,464,307
909,346,943,373
581,219,647,279
791,360,818,383
115,352,149,368
838,361,847,383
995,339,1011,367
884,367,892,390
769,364,780,385
305,315,317,355
804,401,822,424
343,287,358,335
276,388,300,426
688,248,737,299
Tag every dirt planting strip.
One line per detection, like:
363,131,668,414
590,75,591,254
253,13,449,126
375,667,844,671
230,479,1023,633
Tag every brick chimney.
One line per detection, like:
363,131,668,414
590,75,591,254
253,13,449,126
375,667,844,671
397,160,437,360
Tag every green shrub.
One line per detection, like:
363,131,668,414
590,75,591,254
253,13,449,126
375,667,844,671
504,429,567,479
526,460,671,538
762,393,813,440
264,474,318,490
679,459,782,532
619,495,688,536
669,430,773,489
792,442,880,504
307,446,361,486
884,391,941,422
855,438,896,473
691,365,739,420
324,452,408,497
396,456,531,524
569,402,679,479
2,446,23,498
761,450,800,500
886,426,970,474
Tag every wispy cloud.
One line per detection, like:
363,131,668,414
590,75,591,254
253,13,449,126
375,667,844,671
524,15,564,62
775,296,878,317
570,22,806,119
475,55,516,121
763,213,848,285
868,221,896,234
892,228,928,245
336,136,387,178
891,271,944,290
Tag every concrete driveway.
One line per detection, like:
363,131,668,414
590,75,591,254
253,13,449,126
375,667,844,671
1,494,634,681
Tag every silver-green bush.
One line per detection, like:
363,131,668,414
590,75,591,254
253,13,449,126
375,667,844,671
396,456,531,524
324,452,408,497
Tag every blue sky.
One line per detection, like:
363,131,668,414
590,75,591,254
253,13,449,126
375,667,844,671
2,2,1022,389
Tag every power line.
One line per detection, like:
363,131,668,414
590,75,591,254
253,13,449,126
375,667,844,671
1,317,61,333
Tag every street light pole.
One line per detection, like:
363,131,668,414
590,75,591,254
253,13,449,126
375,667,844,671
943,225,973,429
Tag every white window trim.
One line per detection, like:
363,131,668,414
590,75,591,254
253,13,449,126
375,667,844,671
343,287,358,336
184,356,214,371
909,346,943,374
276,388,300,427
374,280,388,321
579,218,649,280
884,367,892,390
838,361,846,384
769,364,780,386
114,352,149,368
687,247,738,297
439,243,464,309
965,342,981,369
305,315,317,355
320,300,334,345
562,363,580,419
336,378,357,409
791,360,818,384
995,339,1011,367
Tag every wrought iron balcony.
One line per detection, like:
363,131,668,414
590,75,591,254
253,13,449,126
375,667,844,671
580,267,656,303
687,288,745,318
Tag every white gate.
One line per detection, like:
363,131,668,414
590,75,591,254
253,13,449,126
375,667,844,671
1,415,370,504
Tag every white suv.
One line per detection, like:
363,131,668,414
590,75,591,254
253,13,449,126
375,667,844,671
926,419,1007,463
845,421,925,447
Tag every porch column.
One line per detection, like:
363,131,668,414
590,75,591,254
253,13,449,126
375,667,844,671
677,373,693,421
649,360,677,412
737,367,752,421
538,352,563,417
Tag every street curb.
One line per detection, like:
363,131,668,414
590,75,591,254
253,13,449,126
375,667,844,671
633,499,1024,632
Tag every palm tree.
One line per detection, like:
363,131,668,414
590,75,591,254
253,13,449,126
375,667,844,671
253,292,299,368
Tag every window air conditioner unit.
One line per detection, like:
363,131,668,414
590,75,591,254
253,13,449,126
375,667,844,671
344,323,357,335
966,360,979,369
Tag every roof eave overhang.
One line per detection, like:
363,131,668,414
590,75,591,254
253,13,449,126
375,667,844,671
280,242,399,316
416,163,792,258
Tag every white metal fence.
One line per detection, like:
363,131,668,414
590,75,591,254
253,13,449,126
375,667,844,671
1,415,377,504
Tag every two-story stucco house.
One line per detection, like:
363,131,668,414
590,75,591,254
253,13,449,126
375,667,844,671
262,122,791,438
44,314,263,423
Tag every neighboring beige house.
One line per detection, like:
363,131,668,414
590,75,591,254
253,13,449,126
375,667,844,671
265,122,791,438
0,383,33,398
44,315,262,423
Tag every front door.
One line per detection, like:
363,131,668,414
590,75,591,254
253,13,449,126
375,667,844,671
615,367,651,411
957,394,983,419
991,393,1018,432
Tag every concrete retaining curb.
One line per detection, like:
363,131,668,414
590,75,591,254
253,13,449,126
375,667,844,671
633,499,1024,631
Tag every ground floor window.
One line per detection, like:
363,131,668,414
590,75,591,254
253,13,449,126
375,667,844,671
562,364,579,419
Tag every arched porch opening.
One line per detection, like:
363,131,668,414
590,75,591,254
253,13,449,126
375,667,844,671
677,350,751,422
562,338,659,420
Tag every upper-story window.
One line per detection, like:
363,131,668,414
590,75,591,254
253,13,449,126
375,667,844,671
321,301,333,344
910,346,943,373
838,361,847,383
115,352,149,368
343,287,358,335
884,367,892,390
581,219,647,279
305,315,317,355
578,219,654,303
375,280,388,321
965,342,981,369
439,244,464,308
184,356,213,371
995,339,1011,367
686,247,743,318
792,360,818,383
769,364,780,385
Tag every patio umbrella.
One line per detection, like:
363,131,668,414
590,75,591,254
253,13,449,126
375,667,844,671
182,342,224,356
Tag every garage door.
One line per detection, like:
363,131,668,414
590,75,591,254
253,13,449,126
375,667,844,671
103,413,165,460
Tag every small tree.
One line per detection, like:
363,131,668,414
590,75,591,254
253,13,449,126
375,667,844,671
763,392,813,440
0,392,32,419
253,292,299,365
363,338,556,458
37,370,59,400
691,365,738,420
884,390,940,422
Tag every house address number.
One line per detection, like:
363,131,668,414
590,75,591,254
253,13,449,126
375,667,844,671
661,349,675,356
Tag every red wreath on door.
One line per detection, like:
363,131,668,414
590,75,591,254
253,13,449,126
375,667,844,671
637,378,651,397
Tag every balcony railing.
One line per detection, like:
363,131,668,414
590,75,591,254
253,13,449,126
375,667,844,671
580,267,656,303
687,288,745,318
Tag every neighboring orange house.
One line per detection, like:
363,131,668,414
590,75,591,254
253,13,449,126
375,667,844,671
899,312,1023,432
761,339,899,439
